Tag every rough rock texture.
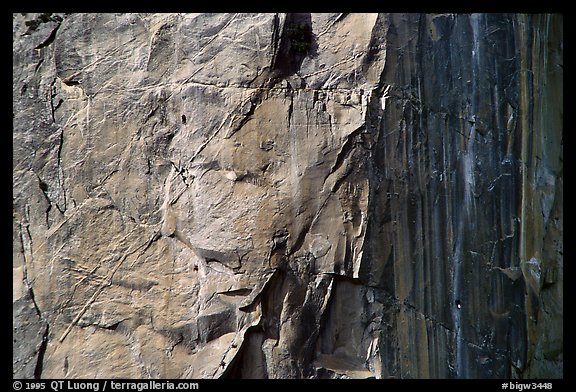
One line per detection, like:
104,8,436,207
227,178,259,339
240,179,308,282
13,13,562,379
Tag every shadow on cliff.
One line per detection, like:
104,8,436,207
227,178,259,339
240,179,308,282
272,13,318,79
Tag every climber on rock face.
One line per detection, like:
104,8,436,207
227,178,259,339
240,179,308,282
456,299,462,309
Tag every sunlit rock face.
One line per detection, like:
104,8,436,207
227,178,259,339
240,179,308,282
13,13,562,379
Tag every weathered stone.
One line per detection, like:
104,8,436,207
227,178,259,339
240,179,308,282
13,13,562,379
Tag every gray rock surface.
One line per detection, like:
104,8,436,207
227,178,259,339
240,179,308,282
13,13,562,379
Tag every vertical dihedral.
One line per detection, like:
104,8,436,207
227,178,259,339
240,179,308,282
516,13,563,379
367,13,561,379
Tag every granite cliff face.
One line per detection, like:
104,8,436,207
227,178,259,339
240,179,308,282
13,13,562,379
